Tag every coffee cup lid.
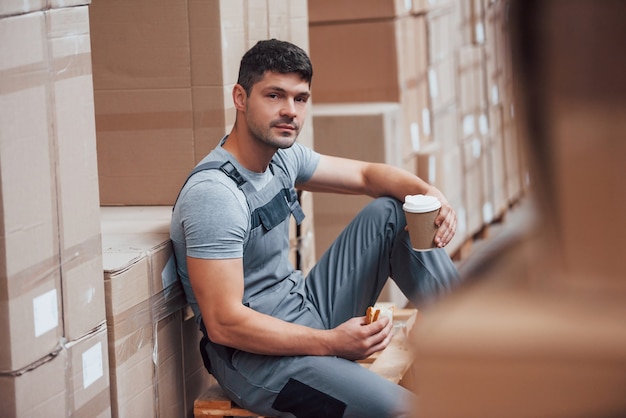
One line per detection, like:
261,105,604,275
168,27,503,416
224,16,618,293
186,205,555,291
403,194,441,213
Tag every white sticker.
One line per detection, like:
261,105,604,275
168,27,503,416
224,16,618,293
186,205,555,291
463,114,475,136
475,23,485,44
404,0,412,11
82,342,104,389
33,289,58,337
422,109,431,136
478,114,489,135
491,85,499,105
483,202,494,224
428,156,437,184
428,69,439,99
410,122,420,152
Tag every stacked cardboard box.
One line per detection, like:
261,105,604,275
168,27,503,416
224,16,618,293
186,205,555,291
309,0,525,262
308,0,424,173
90,0,311,206
0,2,111,416
100,206,211,418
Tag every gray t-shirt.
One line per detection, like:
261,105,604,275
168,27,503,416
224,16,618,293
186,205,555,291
170,137,320,316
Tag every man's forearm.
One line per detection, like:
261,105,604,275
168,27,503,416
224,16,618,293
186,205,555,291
203,304,334,356
363,162,434,202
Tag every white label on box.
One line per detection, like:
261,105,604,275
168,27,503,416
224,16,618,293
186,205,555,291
483,202,494,224
422,109,431,136
475,23,485,44
463,114,475,136
82,341,104,389
33,289,58,337
162,254,178,289
491,85,499,105
411,122,420,152
428,156,437,184
472,137,482,158
428,69,439,99
404,0,412,11
479,114,489,135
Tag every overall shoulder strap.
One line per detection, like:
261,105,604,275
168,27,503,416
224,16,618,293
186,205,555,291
173,161,250,209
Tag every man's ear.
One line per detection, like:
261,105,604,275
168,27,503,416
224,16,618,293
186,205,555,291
232,84,247,111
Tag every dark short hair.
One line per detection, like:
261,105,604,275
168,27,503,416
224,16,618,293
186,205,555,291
237,39,313,95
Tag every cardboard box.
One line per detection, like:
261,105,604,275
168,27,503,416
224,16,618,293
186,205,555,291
1,5,104,371
458,45,487,116
428,55,457,114
101,206,188,418
0,347,67,417
311,102,402,257
460,0,486,46
413,286,626,417
416,142,463,202
309,15,418,103
182,310,214,418
0,9,63,372
308,0,412,23
66,325,112,418
431,104,459,150
0,0,46,17
49,4,106,343
90,0,310,205
0,324,111,418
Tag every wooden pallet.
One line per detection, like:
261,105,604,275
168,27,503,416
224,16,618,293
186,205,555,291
194,308,418,418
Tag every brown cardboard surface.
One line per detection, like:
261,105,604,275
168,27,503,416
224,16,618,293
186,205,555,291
311,103,403,257
312,102,403,165
101,206,188,418
66,325,112,418
427,56,457,114
1,7,103,371
182,312,214,418
413,285,626,417
308,0,412,23
0,11,62,370
458,44,487,115
426,5,458,65
309,16,418,103
0,348,67,418
91,0,308,205
48,5,106,342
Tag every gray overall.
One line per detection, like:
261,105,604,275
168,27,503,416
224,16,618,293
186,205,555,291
179,157,461,418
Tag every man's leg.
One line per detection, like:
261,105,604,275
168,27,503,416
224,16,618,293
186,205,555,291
305,197,460,327
224,351,416,418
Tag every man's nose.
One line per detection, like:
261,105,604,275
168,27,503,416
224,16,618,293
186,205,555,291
280,99,297,117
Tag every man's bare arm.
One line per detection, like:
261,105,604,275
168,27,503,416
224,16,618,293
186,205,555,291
299,155,457,246
187,256,392,359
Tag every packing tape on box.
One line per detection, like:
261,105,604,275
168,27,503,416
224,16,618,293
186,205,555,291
0,234,102,304
95,111,193,132
73,386,111,418
0,343,64,376
0,51,92,95
108,282,186,367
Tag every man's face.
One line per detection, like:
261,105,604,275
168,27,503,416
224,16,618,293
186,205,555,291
244,71,311,149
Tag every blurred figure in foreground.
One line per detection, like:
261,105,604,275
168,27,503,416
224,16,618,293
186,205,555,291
411,1,626,416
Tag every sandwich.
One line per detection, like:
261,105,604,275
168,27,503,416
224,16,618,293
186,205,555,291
365,304,394,324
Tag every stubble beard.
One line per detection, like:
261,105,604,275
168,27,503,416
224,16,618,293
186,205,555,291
246,114,300,150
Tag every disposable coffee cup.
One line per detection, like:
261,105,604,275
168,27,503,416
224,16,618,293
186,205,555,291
403,194,441,251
